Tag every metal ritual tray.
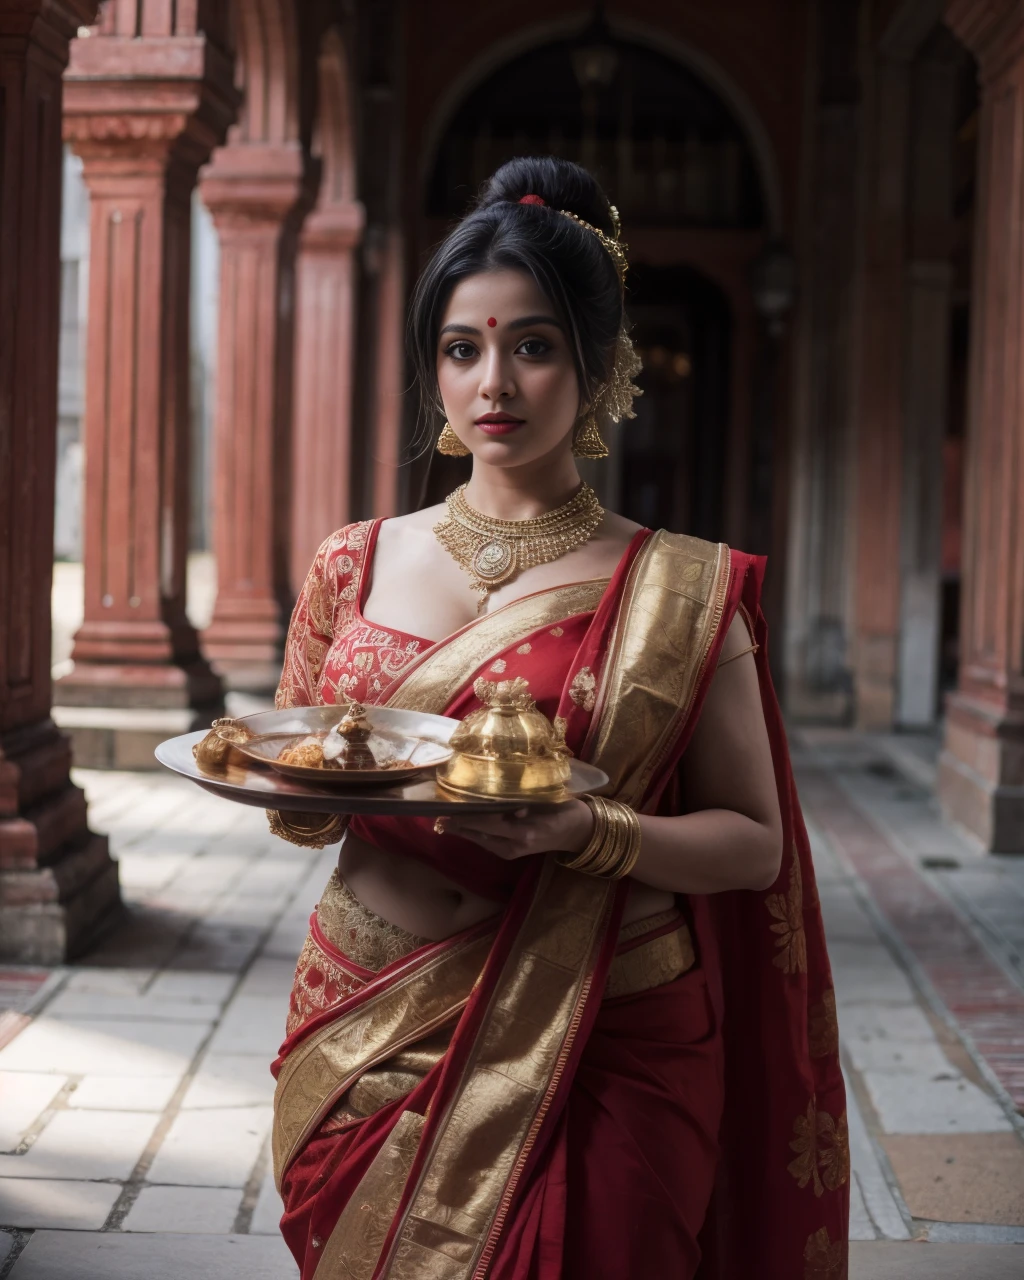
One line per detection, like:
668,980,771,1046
155,731,609,817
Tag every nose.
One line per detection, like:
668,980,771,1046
477,344,515,402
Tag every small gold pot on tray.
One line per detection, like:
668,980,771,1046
437,677,572,799
192,718,255,773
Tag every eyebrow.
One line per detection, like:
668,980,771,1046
438,314,564,338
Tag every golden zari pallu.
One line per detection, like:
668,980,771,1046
272,532,730,1280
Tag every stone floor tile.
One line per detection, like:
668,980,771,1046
122,1185,243,1234
864,1069,1013,1134
0,1109,158,1180
0,1178,120,1230
62,969,154,996
179,1054,275,1109
848,1242,1024,1278
837,1002,937,1048
819,892,880,943
880,1133,1024,1225
0,1017,210,1078
249,1167,284,1236
7,1229,298,1279
145,1105,271,1187
147,971,236,1004
68,1075,180,1112
845,1069,912,1240
845,1030,955,1077
44,991,220,1023
235,959,296,1000
0,1230,13,1264
849,1172,876,1241
0,1073,65,1150
204,997,288,1057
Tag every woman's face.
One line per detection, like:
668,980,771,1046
435,269,581,468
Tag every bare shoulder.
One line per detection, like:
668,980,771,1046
597,508,643,546
374,505,448,568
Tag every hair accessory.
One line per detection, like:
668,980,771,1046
437,421,470,457
515,193,628,285
557,205,628,285
572,327,644,458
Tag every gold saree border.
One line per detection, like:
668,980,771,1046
377,860,617,1280
272,929,494,1189
585,531,731,808
305,533,734,1277
313,1110,426,1280
382,579,608,712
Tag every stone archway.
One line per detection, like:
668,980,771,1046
419,30,770,538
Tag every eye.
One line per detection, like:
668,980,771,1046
444,341,478,361
516,337,552,357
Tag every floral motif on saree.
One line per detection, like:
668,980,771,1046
766,847,808,974
787,1098,851,1195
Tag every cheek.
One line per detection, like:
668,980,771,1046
521,362,579,414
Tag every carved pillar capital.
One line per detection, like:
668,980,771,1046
63,32,238,182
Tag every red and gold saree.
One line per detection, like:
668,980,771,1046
271,520,849,1279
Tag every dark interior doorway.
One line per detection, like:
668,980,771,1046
620,264,732,539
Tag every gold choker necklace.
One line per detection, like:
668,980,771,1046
434,483,605,606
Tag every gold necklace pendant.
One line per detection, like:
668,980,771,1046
434,483,605,603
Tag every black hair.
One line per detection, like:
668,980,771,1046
407,156,623,435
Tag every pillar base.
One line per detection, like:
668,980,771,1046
938,692,1024,853
53,660,223,769
0,833,122,964
0,721,121,964
202,613,284,695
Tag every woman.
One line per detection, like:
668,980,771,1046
270,157,849,1279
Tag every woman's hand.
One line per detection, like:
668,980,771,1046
438,799,594,862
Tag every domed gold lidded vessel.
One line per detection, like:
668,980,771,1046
437,677,572,799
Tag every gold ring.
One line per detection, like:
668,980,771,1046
433,816,447,836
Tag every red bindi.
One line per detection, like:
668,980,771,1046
487,316,497,327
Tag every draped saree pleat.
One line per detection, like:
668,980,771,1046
272,524,849,1279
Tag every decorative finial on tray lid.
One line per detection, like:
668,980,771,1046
439,677,572,798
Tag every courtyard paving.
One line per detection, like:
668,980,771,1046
0,729,1022,1277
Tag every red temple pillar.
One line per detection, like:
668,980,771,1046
289,30,365,589
850,52,911,730
939,0,1024,850
199,0,307,688
0,0,119,962
55,6,237,766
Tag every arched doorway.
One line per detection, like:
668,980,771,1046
619,264,731,539
420,32,768,531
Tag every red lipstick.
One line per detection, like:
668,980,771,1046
474,412,525,436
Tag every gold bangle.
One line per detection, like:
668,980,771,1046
559,796,641,879
266,809,348,849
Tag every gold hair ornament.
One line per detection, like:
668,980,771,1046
557,204,629,285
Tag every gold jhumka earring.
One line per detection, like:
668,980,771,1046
436,421,470,456
571,328,644,459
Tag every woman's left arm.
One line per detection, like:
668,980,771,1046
444,613,784,893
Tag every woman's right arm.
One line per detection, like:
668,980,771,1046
268,532,349,847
